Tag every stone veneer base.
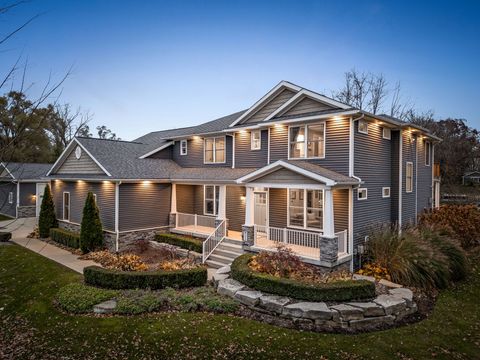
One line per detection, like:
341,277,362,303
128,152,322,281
214,267,417,333
17,206,36,218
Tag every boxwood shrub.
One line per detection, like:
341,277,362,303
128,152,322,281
0,232,12,242
155,233,203,253
231,254,375,302
50,228,80,249
84,265,207,290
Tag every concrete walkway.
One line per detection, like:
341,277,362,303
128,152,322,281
0,217,97,274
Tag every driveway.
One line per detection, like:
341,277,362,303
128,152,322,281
0,217,97,274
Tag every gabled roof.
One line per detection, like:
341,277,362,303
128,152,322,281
237,160,360,186
0,162,52,180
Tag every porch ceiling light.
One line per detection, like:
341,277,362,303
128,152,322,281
142,181,152,186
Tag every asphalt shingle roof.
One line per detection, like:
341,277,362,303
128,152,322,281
283,160,360,185
2,162,52,180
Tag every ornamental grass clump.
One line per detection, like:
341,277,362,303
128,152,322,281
81,250,148,272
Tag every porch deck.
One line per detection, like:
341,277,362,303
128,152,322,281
172,224,242,241
253,233,320,259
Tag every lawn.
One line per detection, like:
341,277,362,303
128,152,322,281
0,244,479,359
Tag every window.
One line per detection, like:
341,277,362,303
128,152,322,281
289,123,325,159
382,187,391,198
204,137,225,163
358,120,368,134
406,162,413,193
383,128,391,140
357,188,367,200
204,185,220,215
251,130,261,150
288,189,323,230
8,192,13,204
425,141,431,166
63,192,70,221
180,140,188,156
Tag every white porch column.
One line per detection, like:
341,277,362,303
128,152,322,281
323,187,335,238
217,185,227,220
244,186,254,226
170,183,177,213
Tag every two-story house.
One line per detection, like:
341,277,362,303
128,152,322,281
46,81,441,271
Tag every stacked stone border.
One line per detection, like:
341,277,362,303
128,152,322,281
214,266,417,333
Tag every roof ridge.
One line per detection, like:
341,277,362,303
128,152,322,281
76,137,144,144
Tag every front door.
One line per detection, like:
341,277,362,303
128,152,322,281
254,192,268,227
36,183,47,217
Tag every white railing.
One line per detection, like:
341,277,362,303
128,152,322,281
176,212,216,233
253,225,348,259
202,220,226,263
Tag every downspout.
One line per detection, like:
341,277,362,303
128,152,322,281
350,114,364,183
16,181,20,218
398,129,403,229
115,181,122,252
415,134,418,223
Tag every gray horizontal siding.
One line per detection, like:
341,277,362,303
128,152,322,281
390,130,400,223
269,119,350,175
226,186,245,231
234,130,268,168
0,181,16,217
244,89,296,124
148,145,173,159
417,139,433,214
333,189,348,233
172,136,233,168
251,168,318,184
56,146,104,175
51,180,116,231
283,97,337,117
119,183,171,231
402,131,417,225
176,184,195,214
269,188,287,228
19,183,36,206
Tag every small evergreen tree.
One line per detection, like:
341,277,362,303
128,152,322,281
80,192,104,253
38,185,57,238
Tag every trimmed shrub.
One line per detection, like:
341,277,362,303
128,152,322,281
418,205,480,249
0,232,12,242
155,233,203,253
83,265,207,290
231,254,375,302
38,185,57,238
80,192,104,253
56,283,117,313
50,228,80,249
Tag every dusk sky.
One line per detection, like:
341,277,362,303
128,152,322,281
2,0,479,140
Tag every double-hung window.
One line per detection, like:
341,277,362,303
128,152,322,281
288,188,323,230
204,137,225,163
8,192,13,204
63,192,70,221
358,120,368,134
406,162,414,193
425,141,431,166
289,123,325,159
180,140,188,156
251,130,261,150
204,185,220,216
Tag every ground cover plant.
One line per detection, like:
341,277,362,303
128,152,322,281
1,244,479,359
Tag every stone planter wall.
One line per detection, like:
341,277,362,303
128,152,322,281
214,267,417,333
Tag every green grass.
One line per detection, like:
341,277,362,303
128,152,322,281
0,213,13,221
1,244,479,359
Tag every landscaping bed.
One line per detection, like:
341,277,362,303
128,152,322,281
0,231,12,242
154,233,203,253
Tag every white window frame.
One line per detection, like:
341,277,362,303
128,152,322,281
63,192,70,221
382,187,391,198
203,185,219,216
203,136,226,164
287,188,324,232
406,162,413,193
288,122,326,160
251,130,261,150
425,141,431,166
8,192,13,204
93,193,97,204
383,127,391,140
358,120,369,134
180,139,188,156
357,188,368,200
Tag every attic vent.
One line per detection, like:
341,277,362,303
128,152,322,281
75,146,82,159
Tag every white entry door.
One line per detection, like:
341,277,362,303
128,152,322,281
36,183,47,217
254,192,268,227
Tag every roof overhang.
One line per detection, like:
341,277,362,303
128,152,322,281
0,162,15,180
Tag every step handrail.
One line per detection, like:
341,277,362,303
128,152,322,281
202,219,226,263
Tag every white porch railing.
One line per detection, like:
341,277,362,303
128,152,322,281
253,225,348,259
202,219,226,263
176,212,216,233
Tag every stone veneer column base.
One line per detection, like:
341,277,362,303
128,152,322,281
17,206,36,218
319,235,339,266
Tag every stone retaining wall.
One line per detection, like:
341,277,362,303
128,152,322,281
214,266,417,332
17,206,36,218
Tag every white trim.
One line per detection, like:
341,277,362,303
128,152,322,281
382,127,391,140
357,188,367,200
358,120,369,134
0,162,15,180
348,187,353,272
203,136,226,164
349,117,354,177
253,189,269,227
382,187,391,198
8,191,13,204
425,140,431,166
231,134,235,168
431,144,435,209
203,185,219,216
287,122,326,160
399,130,403,226
139,141,175,159
237,160,339,186
16,182,20,218
415,138,418,222
229,81,302,127
115,181,120,251
180,140,188,156
250,129,261,150
248,182,327,190
267,127,271,164
406,161,414,193
63,191,70,221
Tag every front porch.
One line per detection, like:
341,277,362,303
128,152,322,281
172,212,243,241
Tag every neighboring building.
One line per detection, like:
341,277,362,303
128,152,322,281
0,162,52,218
46,81,441,270
462,171,480,185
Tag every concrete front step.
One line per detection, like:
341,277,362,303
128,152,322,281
223,238,243,246
206,259,227,269
209,253,235,265
214,248,243,259
218,241,243,251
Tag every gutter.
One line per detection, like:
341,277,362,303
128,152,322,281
115,181,122,252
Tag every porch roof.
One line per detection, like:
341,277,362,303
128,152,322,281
236,160,360,187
